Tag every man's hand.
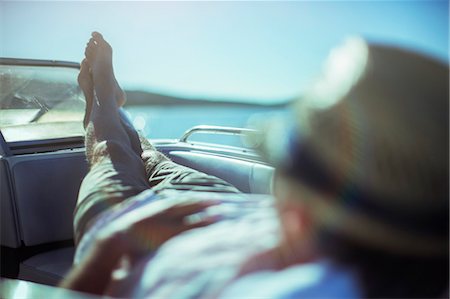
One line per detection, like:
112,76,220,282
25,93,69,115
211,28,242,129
101,198,221,258
61,198,220,295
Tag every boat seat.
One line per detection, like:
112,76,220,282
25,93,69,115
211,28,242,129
3,145,274,286
18,247,75,286
168,150,274,194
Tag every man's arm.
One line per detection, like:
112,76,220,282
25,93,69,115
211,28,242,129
59,233,124,295
60,200,219,295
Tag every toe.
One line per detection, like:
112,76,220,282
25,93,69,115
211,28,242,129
85,40,97,56
80,58,88,69
78,60,91,81
87,37,97,47
80,58,93,75
84,47,91,59
92,31,104,42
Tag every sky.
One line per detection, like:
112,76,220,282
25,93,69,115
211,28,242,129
1,1,448,104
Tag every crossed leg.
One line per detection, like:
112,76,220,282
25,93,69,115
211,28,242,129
74,32,240,244
73,33,153,243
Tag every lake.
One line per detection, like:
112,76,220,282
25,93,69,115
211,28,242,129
125,105,285,147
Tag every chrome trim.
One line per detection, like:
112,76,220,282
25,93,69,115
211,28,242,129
180,125,257,143
0,57,80,69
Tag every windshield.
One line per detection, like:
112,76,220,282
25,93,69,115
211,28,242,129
0,64,85,142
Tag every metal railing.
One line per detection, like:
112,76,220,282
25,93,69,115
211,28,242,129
179,125,258,143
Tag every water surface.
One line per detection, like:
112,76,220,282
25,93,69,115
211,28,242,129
125,105,285,147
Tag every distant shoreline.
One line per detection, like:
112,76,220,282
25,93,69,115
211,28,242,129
124,90,289,107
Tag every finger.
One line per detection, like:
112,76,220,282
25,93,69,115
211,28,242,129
166,200,220,219
184,215,221,230
165,218,216,238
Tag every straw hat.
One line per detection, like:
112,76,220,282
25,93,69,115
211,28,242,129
250,37,449,256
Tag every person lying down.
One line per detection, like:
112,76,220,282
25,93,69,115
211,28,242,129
60,32,449,298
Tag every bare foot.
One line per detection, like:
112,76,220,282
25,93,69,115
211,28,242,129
84,32,126,108
78,59,94,129
78,57,127,129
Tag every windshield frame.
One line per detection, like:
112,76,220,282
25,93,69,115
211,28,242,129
0,58,80,70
